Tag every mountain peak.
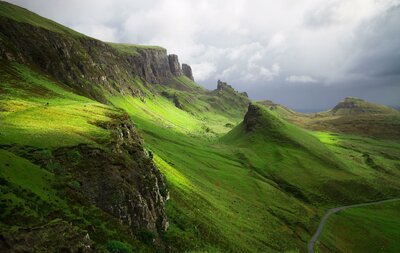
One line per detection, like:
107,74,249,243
217,80,234,91
243,103,283,132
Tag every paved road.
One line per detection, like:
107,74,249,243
307,198,400,253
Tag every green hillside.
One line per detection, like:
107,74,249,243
1,2,400,253
268,97,400,140
0,1,83,36
316,201,400,252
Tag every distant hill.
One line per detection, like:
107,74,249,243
328,97,399,116
277,97,400,139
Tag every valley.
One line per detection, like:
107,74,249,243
0,2,399,253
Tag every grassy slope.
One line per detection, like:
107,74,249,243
0,62,113,148
316,201,400,253
113,97,400,252
111,97,315,252
2,63,399,252
0,1,83,37
0,63,150,251
221,105,361,203
1,2,400,252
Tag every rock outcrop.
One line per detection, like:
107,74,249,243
206,80,250,114
243,103,283,133
52,114,169,238
244,103,264,132
168,54,183,76
0,16,191,102
216,80,235,92
182,63,194,81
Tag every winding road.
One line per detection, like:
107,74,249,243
307,198,400,253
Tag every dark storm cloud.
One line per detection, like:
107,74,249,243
6,0,400,110
346,5,400,79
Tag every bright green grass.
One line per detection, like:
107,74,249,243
313,132,340,145
111,97,316,252
110,96,400,252
0,63,115,148
314,132,400,181
316,201,400,253
222,105,400,206
109,95,202,133
108,95,238,136
0,2,83,37
107,42,165,56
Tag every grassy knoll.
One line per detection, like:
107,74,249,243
316,201,400,253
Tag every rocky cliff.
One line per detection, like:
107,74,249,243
0,15,194,102
207,80,250,115
167,54,183,76
182,63,194,81
53,114,169,238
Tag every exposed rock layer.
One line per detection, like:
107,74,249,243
53,114,169,236
0,16,193,102
168,54,183,76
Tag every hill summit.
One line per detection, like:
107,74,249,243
330,97,399,116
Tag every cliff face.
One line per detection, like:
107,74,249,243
167,54,183,76
52,114,169,238
0,16,193,102
0,113,169,249
0,9,191,246
182,63,194,81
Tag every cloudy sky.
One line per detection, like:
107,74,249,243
8,0,400,111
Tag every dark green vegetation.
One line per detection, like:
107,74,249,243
1,2,400,252
316,201,400,253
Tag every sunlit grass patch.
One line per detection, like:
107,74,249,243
0,65,116,148
312,131,339,145
153,154,194,191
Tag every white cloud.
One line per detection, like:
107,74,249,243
7,0,400,108
286,75,318,83
191,62,216,82
73,24,118,42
